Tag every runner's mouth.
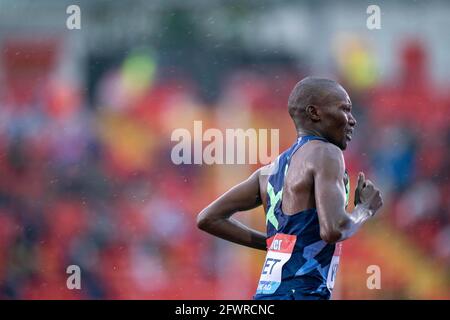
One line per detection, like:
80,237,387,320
346,130,353,141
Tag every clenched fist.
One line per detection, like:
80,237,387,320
354,172,383,215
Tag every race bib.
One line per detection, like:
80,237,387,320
326,242,342,291
256,233,296,295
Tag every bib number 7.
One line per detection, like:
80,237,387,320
256,234,296,295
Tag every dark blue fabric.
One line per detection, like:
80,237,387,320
254,136,337,301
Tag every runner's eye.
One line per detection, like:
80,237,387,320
343,106,351,112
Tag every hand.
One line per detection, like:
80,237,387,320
354,172,383,214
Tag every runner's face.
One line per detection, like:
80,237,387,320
319,86,356,150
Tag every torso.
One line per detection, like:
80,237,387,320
259,139,324,214
254,136,346,300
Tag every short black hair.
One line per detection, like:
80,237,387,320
288,77,341,129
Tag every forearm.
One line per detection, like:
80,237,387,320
337,204,373,242
197,168,267,250
198,214,267,251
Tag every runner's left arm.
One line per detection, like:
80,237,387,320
197,169,267,251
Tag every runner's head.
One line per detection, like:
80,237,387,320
288,77,356,150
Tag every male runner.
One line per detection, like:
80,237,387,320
197,77,383,300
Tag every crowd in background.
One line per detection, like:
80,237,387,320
0,36,449,299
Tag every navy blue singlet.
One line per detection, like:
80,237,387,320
254,135,349,300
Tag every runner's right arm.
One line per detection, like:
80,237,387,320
311,143,383,243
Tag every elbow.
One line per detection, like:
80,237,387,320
320,216,350,244
196,212,207,230
320,227,342,244
196,211,213,231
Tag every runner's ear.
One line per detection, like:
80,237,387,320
305,105,320,122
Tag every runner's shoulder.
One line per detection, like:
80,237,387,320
301,140,344,169
256,164,271,184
